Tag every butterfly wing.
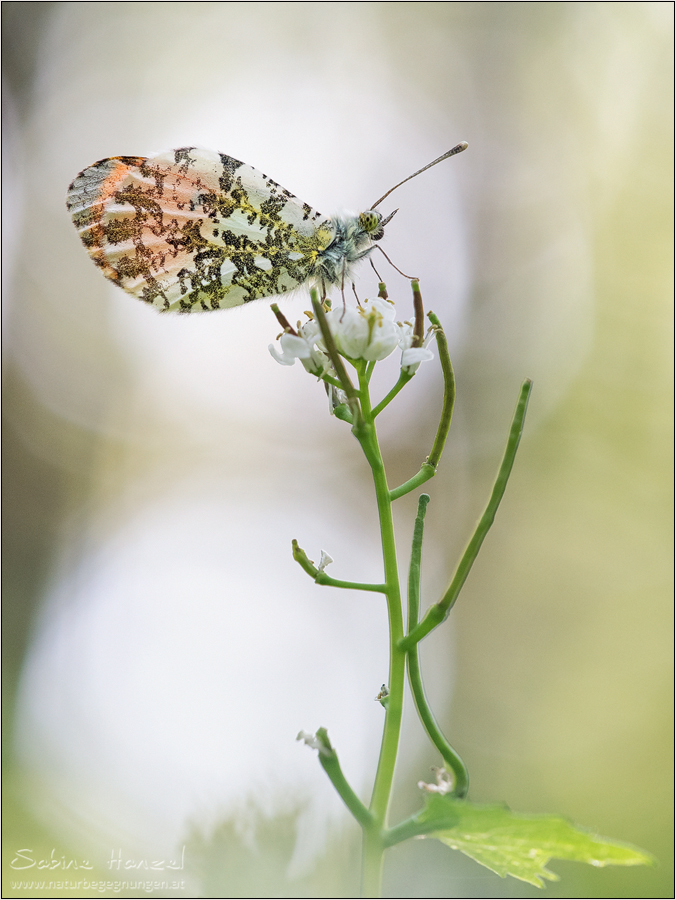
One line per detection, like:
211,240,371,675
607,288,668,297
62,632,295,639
67,148,334,312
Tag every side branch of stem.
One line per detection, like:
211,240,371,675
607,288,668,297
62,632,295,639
372,371,414,418
405,493,469,796
315,729,374,830
388,311,455,500
426,311,456,470
400,379,533,650
389,462,437,501
292,540,386,592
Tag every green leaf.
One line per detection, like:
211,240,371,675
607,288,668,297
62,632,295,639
417,795,655,888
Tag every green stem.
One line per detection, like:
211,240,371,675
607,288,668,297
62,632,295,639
383,806,461,847
313,728,374,829
311,290,363,427
426,312,456,470
319,373,345,390
400,379,533,650
315,574,387,593
406,494,469,797
388,313,456,500
372,370,414,418
389,464,436,501
292,540,386,592
353,361,406,898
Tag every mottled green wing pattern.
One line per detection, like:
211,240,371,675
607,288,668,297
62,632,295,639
67,147,335,312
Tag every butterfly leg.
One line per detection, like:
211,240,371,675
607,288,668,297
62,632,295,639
374,244,416,280
339,262,348,320
369,257,385,283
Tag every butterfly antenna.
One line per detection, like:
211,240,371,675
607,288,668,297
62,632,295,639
370,141,468,210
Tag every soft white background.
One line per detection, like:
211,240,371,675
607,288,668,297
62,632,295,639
3,3,672,897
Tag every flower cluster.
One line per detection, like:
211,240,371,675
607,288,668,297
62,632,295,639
269,297,435,377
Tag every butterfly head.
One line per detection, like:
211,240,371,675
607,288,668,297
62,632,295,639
358,208,398,242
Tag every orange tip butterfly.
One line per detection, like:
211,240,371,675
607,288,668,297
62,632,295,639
67,143,468,313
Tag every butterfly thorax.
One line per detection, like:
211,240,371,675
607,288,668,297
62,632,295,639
314,210,384,287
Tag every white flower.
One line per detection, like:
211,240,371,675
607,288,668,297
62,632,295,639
269,320,330,375
270,298,432,378
268,331,315,366
398,322,435,374
324,298,399,362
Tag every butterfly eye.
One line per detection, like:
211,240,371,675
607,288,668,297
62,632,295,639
358,210,383,234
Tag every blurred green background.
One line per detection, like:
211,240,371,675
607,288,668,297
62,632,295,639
2,2,672,897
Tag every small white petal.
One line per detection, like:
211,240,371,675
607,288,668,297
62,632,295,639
418,766,454,794
280,332,314,359
296,730,322,751
269,329,320,367
396,321,416,350
317,551,334,573
268,343,297,366
401,346,434,374
301,347,332,378
421,328,436,348
402,347,434,366
299,320,321,345
365,297,397,320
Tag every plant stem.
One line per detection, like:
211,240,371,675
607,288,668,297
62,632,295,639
389,463,437,501
387,312,456,500
292,539,387,592
372,370,413,418
311,290,363,427
355,361,406,898
312,729,374,829
426,311,456,470
406,494,469,797
400,379,533,650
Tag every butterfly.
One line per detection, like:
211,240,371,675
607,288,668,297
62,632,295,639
66,143,467,313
